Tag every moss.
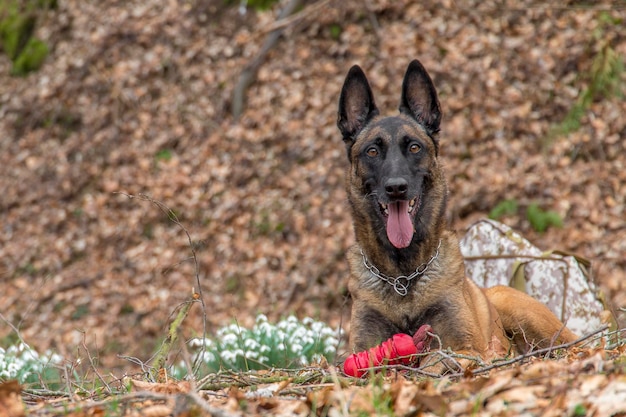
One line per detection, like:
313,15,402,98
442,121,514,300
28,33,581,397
0,0,53,76
10,36,48,75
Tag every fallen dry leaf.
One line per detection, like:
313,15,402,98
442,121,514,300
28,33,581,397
0,381,25,417
1,1,625,416
128,378,191,395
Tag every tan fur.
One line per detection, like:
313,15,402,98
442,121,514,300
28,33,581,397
338,60,578,374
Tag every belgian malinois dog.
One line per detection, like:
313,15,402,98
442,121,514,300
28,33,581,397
337,60,577,373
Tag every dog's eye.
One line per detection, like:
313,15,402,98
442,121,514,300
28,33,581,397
409,143,421,154
366,147,379,157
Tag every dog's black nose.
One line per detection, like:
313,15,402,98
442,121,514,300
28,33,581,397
385,177,408,199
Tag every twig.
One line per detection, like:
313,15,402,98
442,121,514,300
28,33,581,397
463,253,572,264
115,192,208,377
22,388,71,399
80,331,112,394
349,326,610,379
196,367,333,391
187,391,240,417
178,331,198,389
231,0,304,120
459,325,609,378
118,355,152,377
0,312,25,343
27,391,171,415
258,0,331,35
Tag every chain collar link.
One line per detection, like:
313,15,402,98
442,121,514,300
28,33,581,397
360,240,442,296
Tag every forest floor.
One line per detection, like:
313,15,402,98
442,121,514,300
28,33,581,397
1,0,625,415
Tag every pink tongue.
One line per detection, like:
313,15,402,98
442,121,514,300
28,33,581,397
386,201,414,248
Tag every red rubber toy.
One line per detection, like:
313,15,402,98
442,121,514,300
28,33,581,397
343,324,433,377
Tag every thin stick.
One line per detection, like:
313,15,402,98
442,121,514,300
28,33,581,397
349,326,610,379
187,391,240,417
257,0,331,35
452,325,609,378
231,0,304,119
116,192,207,377
80,332,112,394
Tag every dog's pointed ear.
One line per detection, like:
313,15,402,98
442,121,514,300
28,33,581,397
337,65,379,144
399,60,442,138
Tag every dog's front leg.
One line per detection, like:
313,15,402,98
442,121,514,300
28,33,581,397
349,302,402,353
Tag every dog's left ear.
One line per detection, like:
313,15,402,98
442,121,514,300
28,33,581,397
337,65,379,144
399,60,442,139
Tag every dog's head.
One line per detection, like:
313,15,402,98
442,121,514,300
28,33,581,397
337,60,447,251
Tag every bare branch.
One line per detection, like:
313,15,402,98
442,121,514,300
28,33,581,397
231,0,305,120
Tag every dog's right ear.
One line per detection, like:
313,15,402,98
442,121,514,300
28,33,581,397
337,65,379,147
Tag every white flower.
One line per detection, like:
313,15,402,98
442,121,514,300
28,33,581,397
244,350,259,359
244,338,260,350
311,321,323,333
290,327,304,341
201,351,217,363
221,333,239,346
229,324,244,333
285,322,298,334
188,338,212,348
257,321,274,335
221,350,237,362
324,337,339,352
47,352,63,364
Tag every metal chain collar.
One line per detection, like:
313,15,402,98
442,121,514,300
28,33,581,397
360,240,442,296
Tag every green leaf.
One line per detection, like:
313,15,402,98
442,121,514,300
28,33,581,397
155,149,173,161
11,37,48,76
526,203,563,233
489,199,518,220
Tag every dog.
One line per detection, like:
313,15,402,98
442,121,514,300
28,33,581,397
337,60,578,373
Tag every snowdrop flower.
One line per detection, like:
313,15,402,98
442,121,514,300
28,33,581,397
176,314,343,375
257,321,273,335
201,351,216,363
221,350,238,362
244,350,259,359
244,338,260,350
221,333,239,346
292,327,306,339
